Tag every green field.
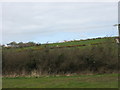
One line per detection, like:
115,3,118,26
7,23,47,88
45,37,114,47
2,74,118,88
2,37,118,88
3,37,116,51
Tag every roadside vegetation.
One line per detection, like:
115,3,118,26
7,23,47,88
2,73,118,88
2,37,118,76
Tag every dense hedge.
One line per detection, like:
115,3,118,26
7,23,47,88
2,40,118,76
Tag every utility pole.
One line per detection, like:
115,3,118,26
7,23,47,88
113,24,120,45
118,24,120,89
118,24,120,37
118,1,120,88
114,24,120,88
114,24,120,78
115,24,120,36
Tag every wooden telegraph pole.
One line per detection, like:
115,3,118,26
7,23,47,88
118,1,120,88
118,24,120,38
114,24,120,42
114,24,120,35
118,24,120,89
114,24,120,86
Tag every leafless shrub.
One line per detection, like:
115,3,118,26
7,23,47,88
2,38,118,76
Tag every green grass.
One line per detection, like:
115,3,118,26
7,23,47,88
42,37,115,47
2,73,118,88
3,37,116,52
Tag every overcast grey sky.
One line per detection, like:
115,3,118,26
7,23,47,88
1,2,118,44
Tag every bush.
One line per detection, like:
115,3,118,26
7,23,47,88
2,38,118,76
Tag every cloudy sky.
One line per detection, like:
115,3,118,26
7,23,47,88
1,2,118,44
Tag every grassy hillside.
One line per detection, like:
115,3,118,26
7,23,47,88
45,37,115,46
3,37,116,51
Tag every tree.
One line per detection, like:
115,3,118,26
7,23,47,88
18,42,24,47
7,41,18,47
26,42,36,47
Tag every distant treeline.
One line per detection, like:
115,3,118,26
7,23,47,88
2,41,41,48
1,37,117,48
2,38,118,77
